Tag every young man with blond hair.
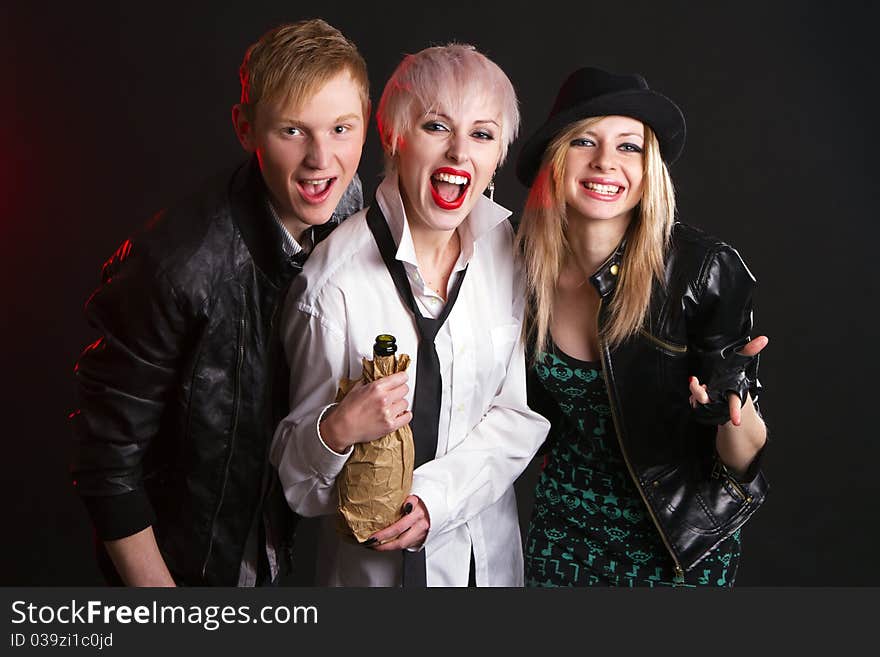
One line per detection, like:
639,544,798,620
70,19,369,586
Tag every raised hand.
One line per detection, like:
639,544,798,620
319,372,412,453
689,335,768,426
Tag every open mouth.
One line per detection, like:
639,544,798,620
297,177,336,204
430,168,471,210
581,180,624,199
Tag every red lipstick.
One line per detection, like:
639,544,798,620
430,167,471,210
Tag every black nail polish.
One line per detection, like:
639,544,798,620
363,537,377,546
403,502,413,514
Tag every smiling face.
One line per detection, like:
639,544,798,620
233,70,365,239
562,115,645,228
394,95,503,234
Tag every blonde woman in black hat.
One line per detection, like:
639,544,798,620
515,67,769,587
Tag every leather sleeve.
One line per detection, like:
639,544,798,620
70,233,194,541
687,244,766,482
688,244,761,404
332,173,364,224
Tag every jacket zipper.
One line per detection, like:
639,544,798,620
728,478,751,503
638,328,688,354
598,298,686,583
712,458,753,504
201,311,247,579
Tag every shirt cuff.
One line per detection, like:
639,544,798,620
309,404,353,479
410,476,448,547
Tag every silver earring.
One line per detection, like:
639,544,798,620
487,172,496,201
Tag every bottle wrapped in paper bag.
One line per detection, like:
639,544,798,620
335,334,414,543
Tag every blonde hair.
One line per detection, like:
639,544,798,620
376,43,519,172
238,19,369,121
515,116,676,353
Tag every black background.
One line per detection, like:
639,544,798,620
1,0,877,586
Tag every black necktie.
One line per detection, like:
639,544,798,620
366,203,468,587
286,250,307,274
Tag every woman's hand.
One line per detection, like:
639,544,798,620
366,495,430,551
691,336,769,476
689,335,768,426
319,372,412,453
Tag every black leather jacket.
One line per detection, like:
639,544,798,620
528,222,768,576
70,158,362,585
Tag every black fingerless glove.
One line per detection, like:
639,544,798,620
692,338,762,425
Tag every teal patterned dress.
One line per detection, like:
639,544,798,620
524,342,741,587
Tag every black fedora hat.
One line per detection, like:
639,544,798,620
516,66,686,187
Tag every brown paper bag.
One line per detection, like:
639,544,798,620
334,353,414,543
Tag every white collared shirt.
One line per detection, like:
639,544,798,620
270,173,549,586
266,198,309,257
